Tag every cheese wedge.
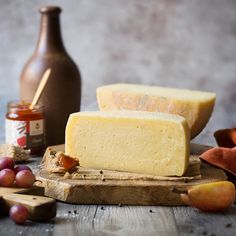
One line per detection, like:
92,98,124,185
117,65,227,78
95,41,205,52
65,111,190,176
96,84,216,139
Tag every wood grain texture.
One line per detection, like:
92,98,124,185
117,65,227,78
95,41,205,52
0,186,56,221
173,206,236,236
52,203,178,236
36,144,227,205
92,205,178,236
0,217,54,236
52,203,98,236
36,162,227,205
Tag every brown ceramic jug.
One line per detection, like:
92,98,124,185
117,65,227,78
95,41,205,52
20,6,81,146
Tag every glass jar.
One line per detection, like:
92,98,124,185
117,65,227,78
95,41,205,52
5,101,45,155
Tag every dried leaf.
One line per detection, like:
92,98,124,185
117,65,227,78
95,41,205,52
200,147,236,177
214,128,236,148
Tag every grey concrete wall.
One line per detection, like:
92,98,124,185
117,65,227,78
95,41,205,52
1,0,236,144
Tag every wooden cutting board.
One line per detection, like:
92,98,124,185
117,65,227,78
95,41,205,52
36,143,227,206
0,186,56,221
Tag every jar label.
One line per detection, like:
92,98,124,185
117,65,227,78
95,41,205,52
5,119,44,148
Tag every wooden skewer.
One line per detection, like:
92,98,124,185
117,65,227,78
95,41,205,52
29,68,51,110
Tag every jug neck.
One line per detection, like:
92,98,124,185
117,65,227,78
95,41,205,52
35,6,66,55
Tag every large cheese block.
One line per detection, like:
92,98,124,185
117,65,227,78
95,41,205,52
65,111,190,176
96,84,216,139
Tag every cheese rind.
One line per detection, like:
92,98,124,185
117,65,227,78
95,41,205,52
65,111,189,176
96,84,216,139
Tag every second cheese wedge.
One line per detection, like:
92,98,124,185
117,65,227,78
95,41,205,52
65,111,189,176
96,84,216,139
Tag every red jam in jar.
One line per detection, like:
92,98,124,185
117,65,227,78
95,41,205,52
5,101,45,155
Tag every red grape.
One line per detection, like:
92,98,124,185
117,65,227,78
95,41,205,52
15,170,35,188
0,169,15,187
9,205,29,224
0,157,15,170
14,165,32,175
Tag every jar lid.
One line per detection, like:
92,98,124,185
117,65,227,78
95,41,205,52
7,100,44,113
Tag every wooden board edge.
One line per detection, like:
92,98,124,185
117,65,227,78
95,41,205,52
36,162,227,206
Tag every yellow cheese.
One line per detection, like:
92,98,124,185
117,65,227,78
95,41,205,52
65,111,190,176
96,84,216,139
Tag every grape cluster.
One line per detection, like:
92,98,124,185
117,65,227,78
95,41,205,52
0,157,35,188
0,157,35,224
